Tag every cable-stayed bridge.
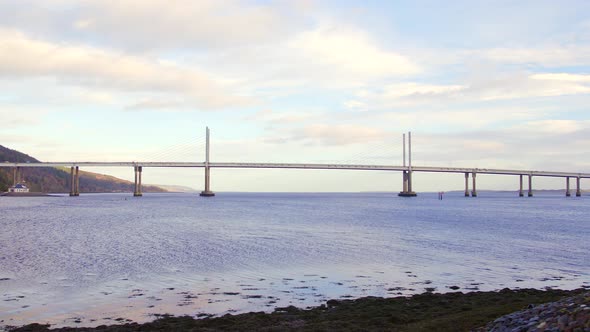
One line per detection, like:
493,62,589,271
2,128,589,197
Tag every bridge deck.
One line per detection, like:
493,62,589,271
2,162,589,178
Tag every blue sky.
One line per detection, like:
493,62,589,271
1,0,589,192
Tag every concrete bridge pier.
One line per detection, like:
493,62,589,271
519,175,524,197
133,166,143,197
576,177,581,197
75,166,80,196
200,127,215,197
464,172,469,197
566,177,571,197
397,132,416,197
403,171,408,192
200,166,214,197
13,166,20,186
69,167,74,196
69,166,80,196
528,175,533,197
471,172,477,197
398,171,416,197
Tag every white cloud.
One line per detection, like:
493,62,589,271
245,109,320,126
0,28,252,110
343,100,368,111
377,82,465,99
289,25,420,79
267,124,390,146
375,107,546,130
347,72,590,109
0,106,45,128
0,0,296,51
476,46,590,67
404,120,590,171
177,23,423,94
73,19,94,30
511,119,588,134
530,73,590,82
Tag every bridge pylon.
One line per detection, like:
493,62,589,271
69,166,80,196
133,166,143,197
200,127,215,197
398,132,417,197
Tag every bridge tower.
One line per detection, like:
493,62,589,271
69,166,80,196
200,127,215,197
13,166,19,186
133,166,143,197
399,132,417,197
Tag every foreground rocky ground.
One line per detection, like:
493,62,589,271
475,290,589,331
7,288,589,332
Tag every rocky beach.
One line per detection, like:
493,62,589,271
4,288,588,331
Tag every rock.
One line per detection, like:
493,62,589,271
557,314,569,327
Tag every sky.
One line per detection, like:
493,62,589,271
1,0,589,192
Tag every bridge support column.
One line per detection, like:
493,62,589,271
13,167,19,186
134,166,143,197
576,177,581,197
528,175,533,197
471,172,477,197
200,127,215,197
69,167,75,196
200,167,214,197
566,177,571,197
519,175,524,197
398,171,416,197
398,132,416,197
403,171,408,192
464,172,469,197
73,166,80,196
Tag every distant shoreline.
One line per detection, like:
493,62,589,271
0,192,55,197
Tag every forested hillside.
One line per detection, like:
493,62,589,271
0,145,166,193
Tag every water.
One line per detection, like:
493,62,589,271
1,192,589,328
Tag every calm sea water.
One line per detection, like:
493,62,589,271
1,192,589,328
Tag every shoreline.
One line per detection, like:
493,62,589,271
0,192,56,197
5,288,589,331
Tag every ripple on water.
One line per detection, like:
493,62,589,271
0,192,588,328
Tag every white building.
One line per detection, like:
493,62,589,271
8,183,29,193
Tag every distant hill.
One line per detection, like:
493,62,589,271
0,145,167,193
155,184,198,193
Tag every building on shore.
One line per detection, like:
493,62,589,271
8,183,30,193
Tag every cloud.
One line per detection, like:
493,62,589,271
510,119,588,134
530,73,590,83
178,23,423,94
0,1,423,97
266,124,389,146
244,109,320,126
123,99,186,111
0,0,296,51
374,107,547,131
288,25,420,79
0,28,252,110
0,106,44,128
475,46,590,67
407,119,590,170
346,72,590,109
